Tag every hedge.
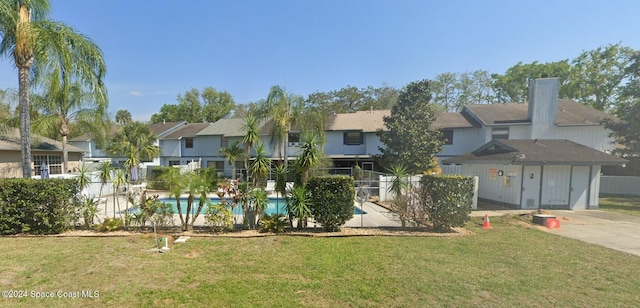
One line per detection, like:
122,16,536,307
306,175,355,232
421,174,473,231
0,178,80,235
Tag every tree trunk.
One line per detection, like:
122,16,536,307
18,66,32,178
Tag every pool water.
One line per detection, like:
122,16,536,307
128,198,366,215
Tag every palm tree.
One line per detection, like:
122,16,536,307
107,121,160,184
296,130,324,186
288,185,311,229
96,161,111,199
218,141,243,180
248,144,270,187
273,163,287,217
111,168,126,218
241,114,260,182
32,78,108,173
159,167,186,229
265,85,305,168
0,0,107,177
96,161,111,214
115,109,132,125
387,164,409,198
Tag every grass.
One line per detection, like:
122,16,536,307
1,216,640,307
599,195,640,216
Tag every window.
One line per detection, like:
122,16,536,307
492,127,509,140
343,131,364,145
221,137,229,148
33,155,62,175
215,161,225,172
185,137,194,148
169,160,181,166
288,132,300,145
441,129,454,145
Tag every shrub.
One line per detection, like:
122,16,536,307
97,218,123,232
147,166,173,190
306,176,355,232
204,202,233,232
258,214,288,233
420,175,473,231
0,178,80,235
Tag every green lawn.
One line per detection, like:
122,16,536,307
599,195,640,216
1,217,640,307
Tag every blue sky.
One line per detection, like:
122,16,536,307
0,0,638,121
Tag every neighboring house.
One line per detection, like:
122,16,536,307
442,78,626,210
0,127,85,178
195,117,275,178
69,121,187,166
159,123,215,167
323,110,389,171
68,125,119,162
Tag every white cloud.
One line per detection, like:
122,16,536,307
129,91,143,97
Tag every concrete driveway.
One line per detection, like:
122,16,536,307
542,210,640,257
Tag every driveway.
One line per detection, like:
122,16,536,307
543,210,640,257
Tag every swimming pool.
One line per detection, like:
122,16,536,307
128,198,366,215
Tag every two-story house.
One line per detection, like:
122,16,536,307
442,78,626,210
69,121,187,166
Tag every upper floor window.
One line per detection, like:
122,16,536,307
441,129,453,145
492,127,509,140
344,131,364,145
185,137,194,148
221,137,229,148
288,132,300,146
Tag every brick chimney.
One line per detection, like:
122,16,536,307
528,78,559,139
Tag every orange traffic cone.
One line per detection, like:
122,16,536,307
546,218,560,229
482,214,493,229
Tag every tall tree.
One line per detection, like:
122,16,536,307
106,121,160,181
248,143,270,187
150,87,235,123
306,84,399,115
491,60,574,104
265,85,303,167
32,76,108,173
377,79,443,173
0,0,107,177
115,109,132,125
570,43,635,111
296,130,324,186
241,114,260,182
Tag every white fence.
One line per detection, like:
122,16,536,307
440,165,463,175
600,176,640,196
378,174,479,210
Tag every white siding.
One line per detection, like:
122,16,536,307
324,131,365,155
508,125,530,139
552,126,614,152
364,132,382,155
540,165,570,208
461,164,522,206
590,166,601,208
439,128,485,158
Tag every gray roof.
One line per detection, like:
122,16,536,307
1,128,85,153
325,109,482,131
148,121,187,136
161,123,213,139
443,139,627,166
197,118,271,137
69,125,119,142
464,100,614,126
326,110,390,132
